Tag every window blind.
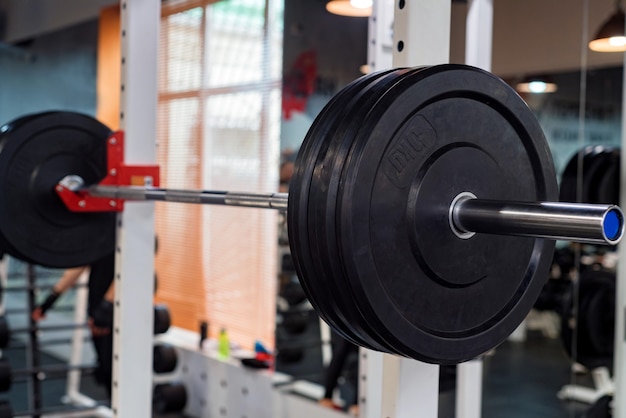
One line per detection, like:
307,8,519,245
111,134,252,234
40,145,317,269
156,0,283,349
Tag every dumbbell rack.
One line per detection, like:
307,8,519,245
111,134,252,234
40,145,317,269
0,264,49,417
0,265,105,418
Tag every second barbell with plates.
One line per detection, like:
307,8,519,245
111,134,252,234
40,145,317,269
0,64,623,364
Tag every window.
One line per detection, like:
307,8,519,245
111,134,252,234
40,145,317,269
157,0,283,349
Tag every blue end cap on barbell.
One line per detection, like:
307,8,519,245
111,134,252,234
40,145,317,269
603,208,623,241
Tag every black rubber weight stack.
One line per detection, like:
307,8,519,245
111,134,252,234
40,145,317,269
154,304,171,335
153,382,187,414
0,401,12,418
0,316,9,349
289,64,558,364
559,146,620,205
561,269,616,370
596,148,620,204
153,343,178,374
308,69,412,354
288,68,399,351
0,112,116,267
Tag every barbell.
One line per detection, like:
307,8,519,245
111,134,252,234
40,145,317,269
0,64,623,364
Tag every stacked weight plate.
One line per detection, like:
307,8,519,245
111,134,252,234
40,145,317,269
289,65,559,364
288,68,404,352
0,112,116,267
560,146,620,205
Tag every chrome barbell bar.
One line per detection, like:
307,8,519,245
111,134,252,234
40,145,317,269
60,176,625,246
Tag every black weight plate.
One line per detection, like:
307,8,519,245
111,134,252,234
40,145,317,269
595,149,620,204
0,112,115,268
338,64,558,364
276,347,304,363
310,69,417,353
279,280,307,306
584,151,615,204
154,304,171,335
304,70,409,351
288,76,371,347
0,316,9,349
288,70,396,349
559,146,613,204
304,69,398,347
584,276,615,357
281,310,310,334
297,73,387,349
585,395,612,418
561,269,615,369
309,71,404,350
287,74,366,337
0,360,11,392
559,147,591,203
153,382,187,413
0,112,60,259
335,68,450,358
0,401,13,418
153,343,178,374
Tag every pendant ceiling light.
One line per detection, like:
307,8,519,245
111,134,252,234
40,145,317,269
326,0,372,17
516,75,558,94
589,1,626,52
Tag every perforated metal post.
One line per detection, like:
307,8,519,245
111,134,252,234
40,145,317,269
360,0,450,416
361,1,451,418
367,0,393,72
113,0,159,416
392,0,450,68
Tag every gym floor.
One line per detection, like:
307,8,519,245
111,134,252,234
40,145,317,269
442,330,592,418
276,309,596,417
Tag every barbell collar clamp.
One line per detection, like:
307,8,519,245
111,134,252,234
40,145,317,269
451,193,625,245
58,174,85,192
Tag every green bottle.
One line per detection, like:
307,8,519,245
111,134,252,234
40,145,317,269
218,327,230,359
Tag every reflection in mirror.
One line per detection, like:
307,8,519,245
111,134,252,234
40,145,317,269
520,66,622,418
